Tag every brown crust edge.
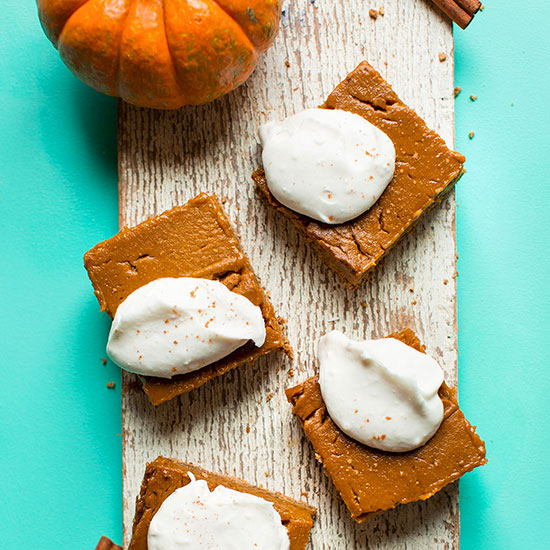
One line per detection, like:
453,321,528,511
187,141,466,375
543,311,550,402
254,164,464,290
95,536,122,550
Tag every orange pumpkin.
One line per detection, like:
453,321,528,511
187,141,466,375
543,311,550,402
37,0,282,109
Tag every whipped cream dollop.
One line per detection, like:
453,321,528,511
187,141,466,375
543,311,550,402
106,277,265,378
318,331,444,452
259,108,395,224
148,474,290,550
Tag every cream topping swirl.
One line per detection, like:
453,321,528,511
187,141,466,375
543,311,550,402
318,331,444,452
148,474,290,550
259,108,395,224
106,277,265,378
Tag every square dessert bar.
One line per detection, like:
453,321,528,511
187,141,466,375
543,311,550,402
286,329,486,522
84,193,290,405
254,61,465,288
129,457,316,550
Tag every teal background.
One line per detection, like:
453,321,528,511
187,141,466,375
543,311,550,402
1,2,548,549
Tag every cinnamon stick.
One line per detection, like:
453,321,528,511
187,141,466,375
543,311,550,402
95,536,122,550
430,0,480,29
455,0,482,16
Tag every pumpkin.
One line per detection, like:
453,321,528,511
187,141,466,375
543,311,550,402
37,0,282,109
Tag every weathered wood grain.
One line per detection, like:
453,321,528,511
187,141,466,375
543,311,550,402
118,1,460,547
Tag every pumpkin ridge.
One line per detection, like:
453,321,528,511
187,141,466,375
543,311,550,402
160,0,187,105
210,0,259,51
114,0,135,97
57,0,133,96
37,0,90,45
163,0,256,105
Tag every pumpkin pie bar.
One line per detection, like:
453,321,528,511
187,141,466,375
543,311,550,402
253,61,465,288
286,329,486,521
128,457,316,550
84,193,290,406
94,537,121,550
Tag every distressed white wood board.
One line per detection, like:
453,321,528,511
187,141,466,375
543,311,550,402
118,0,460,548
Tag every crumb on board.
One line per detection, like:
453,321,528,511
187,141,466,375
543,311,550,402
379,6,385,16
454,87,462,98
443,279,449,285
412,300,417,306
246,425,251,434
369,8,379,19
301,491,308,498
266,392,274,402
480,4,485,10
439,52,447,62
101,357,107,365
285,59,290,68
106,382,116,389
470,95,478,101
287,368,295,379
360,301,367,308
469,131,475,139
